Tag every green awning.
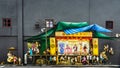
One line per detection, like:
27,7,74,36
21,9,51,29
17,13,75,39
93,31,113,39
56,21,89,31
25,21,89,41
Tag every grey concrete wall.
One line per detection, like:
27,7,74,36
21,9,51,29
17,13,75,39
24,0,89,36
0,37,17,62
90,0,120,64
0,0,24,63
0,0,120,64
0,0,18,63
0,0,17,36
90,0,120,33
17,0,24,63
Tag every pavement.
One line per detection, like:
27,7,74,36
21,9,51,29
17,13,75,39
0,65,119,68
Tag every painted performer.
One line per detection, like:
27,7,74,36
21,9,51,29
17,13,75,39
73,44,78,54
79,43,83,55
109,47,114,55
65,45,72,54
83,44,87,54
104,44,109,52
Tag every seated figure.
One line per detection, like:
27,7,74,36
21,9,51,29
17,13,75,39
7,51,14,63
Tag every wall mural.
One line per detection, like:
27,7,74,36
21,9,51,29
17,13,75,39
57,39,90,55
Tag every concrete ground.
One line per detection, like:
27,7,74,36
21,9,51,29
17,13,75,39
0,65,119,68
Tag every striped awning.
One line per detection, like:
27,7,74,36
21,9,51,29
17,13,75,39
64,24,111,34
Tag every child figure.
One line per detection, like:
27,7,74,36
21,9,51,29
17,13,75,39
82,56,87,65
89,54,92,65
104,44,109,52
13,55,17,65
96,56,99,64
100,53,103,64
109,47,114,55
18,57,21,65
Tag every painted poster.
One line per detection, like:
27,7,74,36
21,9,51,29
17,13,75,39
57,39,90,55
58,40,66,55
81,40,90,55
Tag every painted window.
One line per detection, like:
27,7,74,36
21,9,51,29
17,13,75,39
2,18,11,27
106,21,113,29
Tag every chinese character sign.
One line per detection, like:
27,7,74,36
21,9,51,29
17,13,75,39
92,38,99,56
50,37,56,55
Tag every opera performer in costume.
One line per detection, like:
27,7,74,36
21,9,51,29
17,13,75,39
83,44,87,54
73,44,78,54
65,45,72,55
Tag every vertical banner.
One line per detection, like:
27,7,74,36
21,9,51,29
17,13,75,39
92,38,99,56
27,42,32,48
50,37,56,55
